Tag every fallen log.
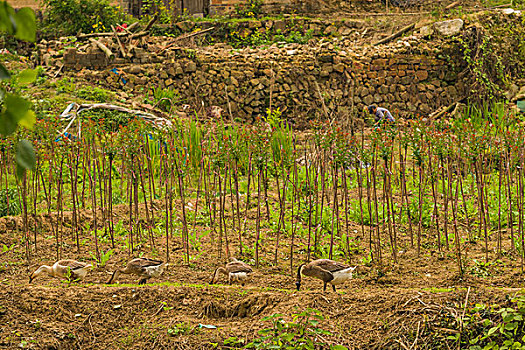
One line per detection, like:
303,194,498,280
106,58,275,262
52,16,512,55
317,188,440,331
126,21,140,32
156,26,215,53
144,14,158,32
111,25,127,57
445,1,461,10
373,23,415,46
88,38,114,59
428,103,456,119
79,31,131,39
129,31,149,39
59,102,173,129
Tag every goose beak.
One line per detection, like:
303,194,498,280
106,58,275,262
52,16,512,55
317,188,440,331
295,281,301,291
29,275,33,284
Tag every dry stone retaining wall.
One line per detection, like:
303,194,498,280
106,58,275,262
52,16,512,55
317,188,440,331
82,48,461,123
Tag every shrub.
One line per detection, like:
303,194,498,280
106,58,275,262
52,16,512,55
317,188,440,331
75,86,111,102
235,0,263,18
0,188,21,217
246,308,348,350
40,0,128,37
444,295,525,350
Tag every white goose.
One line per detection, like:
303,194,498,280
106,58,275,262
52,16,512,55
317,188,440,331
108,257,168,285
29,259,92,283
210,258,253,286
296,259,357,292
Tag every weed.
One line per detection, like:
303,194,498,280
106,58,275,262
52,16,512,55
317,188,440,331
0,188,20,217
145,87,180,112
75,86,111,102
235,0,263,18
468,259,494,278
90,249,114,268
167,322,194,336
224,336,245,347
436,295,525,349
245,308,348,350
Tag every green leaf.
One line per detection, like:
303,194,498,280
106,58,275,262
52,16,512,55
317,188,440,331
18,110,35,129
280,333,294,342
16,140,36,172
17,69,37,85
331,346,348,350
13,7,35,42
15,162,25,179
487,326,499,336
0,110,18,136
0,2,15,34
505,322,518,330
0,93,31,135
0,64,10,80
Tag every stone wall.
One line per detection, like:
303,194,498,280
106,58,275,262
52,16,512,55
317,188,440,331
77,45,461,124
8,0,127,9
209,0,315,16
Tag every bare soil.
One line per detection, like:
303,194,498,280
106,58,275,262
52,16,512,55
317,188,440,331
0,198,524,349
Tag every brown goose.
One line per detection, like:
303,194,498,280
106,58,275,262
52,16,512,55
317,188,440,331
29,259,92,283
296,259,356,292
210,257,253,285
107,257,168,285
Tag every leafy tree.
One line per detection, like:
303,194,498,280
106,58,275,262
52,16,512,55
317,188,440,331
0,1,37,178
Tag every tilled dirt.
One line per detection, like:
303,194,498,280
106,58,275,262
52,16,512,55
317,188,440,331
1,200,524,349
0,280,520,349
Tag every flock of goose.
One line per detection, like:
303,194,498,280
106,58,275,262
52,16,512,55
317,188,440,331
29,257,358,291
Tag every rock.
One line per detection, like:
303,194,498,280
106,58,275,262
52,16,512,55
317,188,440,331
500,8,521,15
185,61,197,73
363,95,374,105
42,53,52,66
506,83,519,100
514,86,525,101
274,20,286,32
318,54,333,63
339,27,352,36
420,103,431,115
415,70,428,81
324,25,338,35
248,20,261,29
433,19,464,36
419,25,434,37
176,21,195,32
333,63,345,73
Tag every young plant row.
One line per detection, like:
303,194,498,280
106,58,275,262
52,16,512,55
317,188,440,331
2,104,524,275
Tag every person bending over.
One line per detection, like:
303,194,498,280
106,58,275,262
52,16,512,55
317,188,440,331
366,105,395,125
